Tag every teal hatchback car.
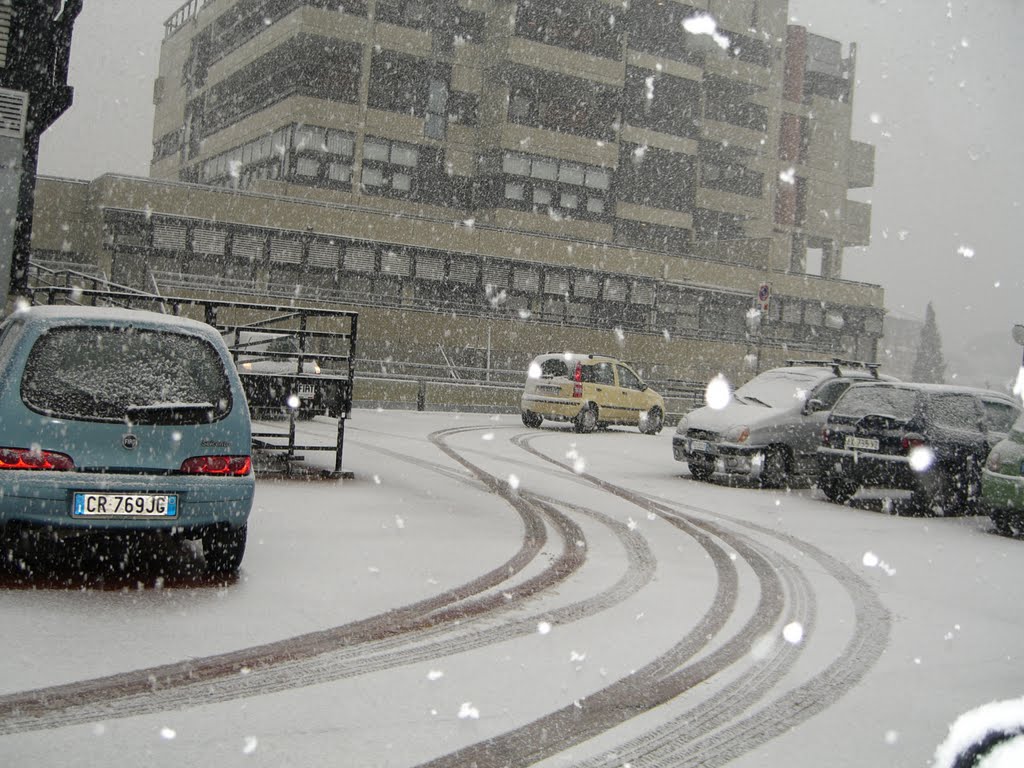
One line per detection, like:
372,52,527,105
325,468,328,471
983,409,1024,535
0,305,255,574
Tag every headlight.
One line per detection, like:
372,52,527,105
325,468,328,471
724,425,751,443
986,444,1020,474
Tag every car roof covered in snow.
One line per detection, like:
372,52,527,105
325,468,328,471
532,352,622,365
4,304,221,340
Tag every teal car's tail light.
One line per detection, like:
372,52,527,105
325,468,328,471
179,455,252,476
0,447,75,471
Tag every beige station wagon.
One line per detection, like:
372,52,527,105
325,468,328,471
520,353,666,434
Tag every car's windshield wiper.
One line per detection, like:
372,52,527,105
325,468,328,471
741,396,772,408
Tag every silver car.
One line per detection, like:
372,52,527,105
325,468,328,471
673,360,894,487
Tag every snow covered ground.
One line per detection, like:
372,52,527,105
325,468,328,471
2,409,1023,767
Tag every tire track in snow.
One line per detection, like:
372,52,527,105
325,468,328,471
0,425,669,737
0,426,571,731
497,432,889,768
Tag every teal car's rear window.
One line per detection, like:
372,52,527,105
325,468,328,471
21,325,232,425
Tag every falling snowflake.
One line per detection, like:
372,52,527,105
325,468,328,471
160,727,177,740
508,474,520,490
682,13,730,49
957,245,975,258
243,736,259,755
537,621,552,635
783,622,804,644
427,669,444,681
779,167,796,184
458,702,480,720
705,374,731,410
908,446,935,472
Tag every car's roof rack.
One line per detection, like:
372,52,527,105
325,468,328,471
785,357,881,378
544,352,609,360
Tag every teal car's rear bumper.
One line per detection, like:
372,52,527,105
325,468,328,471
0,470,254,533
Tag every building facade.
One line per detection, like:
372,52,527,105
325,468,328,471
31,0,884,384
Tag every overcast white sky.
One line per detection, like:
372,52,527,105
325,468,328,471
35,0,1024,375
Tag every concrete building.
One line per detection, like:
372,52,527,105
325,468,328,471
30,0,884,384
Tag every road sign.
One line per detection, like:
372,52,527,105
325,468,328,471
757,282,771,312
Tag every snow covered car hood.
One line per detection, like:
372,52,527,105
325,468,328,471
680,401,802,434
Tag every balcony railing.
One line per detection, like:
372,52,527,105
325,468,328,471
164,0,213,39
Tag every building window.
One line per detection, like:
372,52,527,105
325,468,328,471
329,162,351,182
296,157,320,177
361,137,420,198
500,152,609,220
506,66,620,142
505,182,525,201
364,140,390,163
202,35,362,137
425,78,448,140
391,145,418,167
514,0,622,60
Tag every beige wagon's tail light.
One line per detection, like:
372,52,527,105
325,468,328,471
0,447,75,471
573,361,583,398
179,455,252,476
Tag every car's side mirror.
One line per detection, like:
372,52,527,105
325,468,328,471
640,383,648,392
804,398,826,414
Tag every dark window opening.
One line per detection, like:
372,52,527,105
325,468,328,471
515,0,623,60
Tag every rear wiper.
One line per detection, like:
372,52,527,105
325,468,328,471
742,396,771,408
855,412,909,430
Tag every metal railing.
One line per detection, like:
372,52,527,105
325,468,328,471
22,279,360,478
164,0,213,39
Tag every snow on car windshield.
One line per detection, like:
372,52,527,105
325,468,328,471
733,370,822,409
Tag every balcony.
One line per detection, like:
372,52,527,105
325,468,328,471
843,200,871,247
848,140,874,188
700,118,766,154
502,37,624,88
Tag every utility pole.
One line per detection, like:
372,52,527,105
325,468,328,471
0,0,83,310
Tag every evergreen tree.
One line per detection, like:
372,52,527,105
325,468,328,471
912,302,946,383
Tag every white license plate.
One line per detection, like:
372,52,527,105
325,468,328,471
689,439,709,453
845,436,880,451
72,493,178,518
